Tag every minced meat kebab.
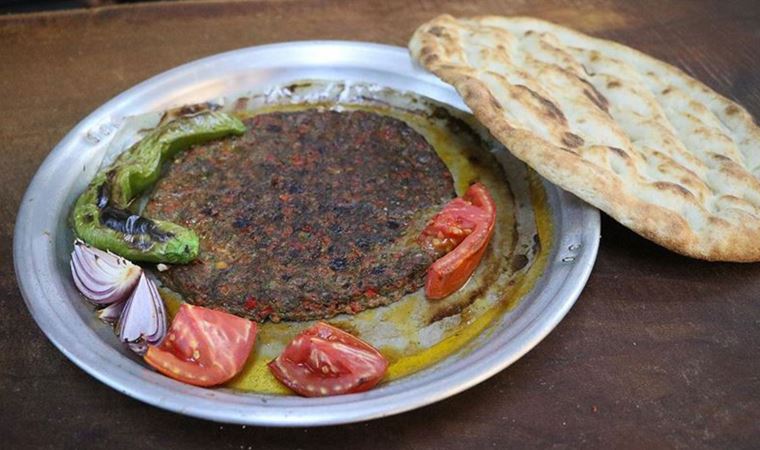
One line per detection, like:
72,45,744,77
144,110,456,322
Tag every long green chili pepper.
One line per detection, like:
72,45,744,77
71,111,246,263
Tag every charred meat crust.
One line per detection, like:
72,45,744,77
145,109,456,322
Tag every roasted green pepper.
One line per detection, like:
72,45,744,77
71,111,246,263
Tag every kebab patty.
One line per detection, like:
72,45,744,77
144,109,455,322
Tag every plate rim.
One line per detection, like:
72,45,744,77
13,40,600,426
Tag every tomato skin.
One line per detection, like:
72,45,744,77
422,183,496,299
144,304,257,387
268,322,388,397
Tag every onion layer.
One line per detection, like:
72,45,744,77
117,273,167,355
70,240,142,305
97,301,125,325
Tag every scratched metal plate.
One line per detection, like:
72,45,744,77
13,41,600,426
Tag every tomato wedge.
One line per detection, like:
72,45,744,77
144,304,257,387
421,183,496,299
268,322,388,397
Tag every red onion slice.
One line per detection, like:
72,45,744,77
117,273,167,355
70,240,142,305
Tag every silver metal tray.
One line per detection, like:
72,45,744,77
13,41,600,426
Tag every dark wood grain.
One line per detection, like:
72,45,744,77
2,1,760,448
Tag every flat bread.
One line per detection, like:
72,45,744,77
410,14,760,261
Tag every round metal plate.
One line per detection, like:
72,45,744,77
13,41,599,426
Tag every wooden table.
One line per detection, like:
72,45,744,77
2,1,759,448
